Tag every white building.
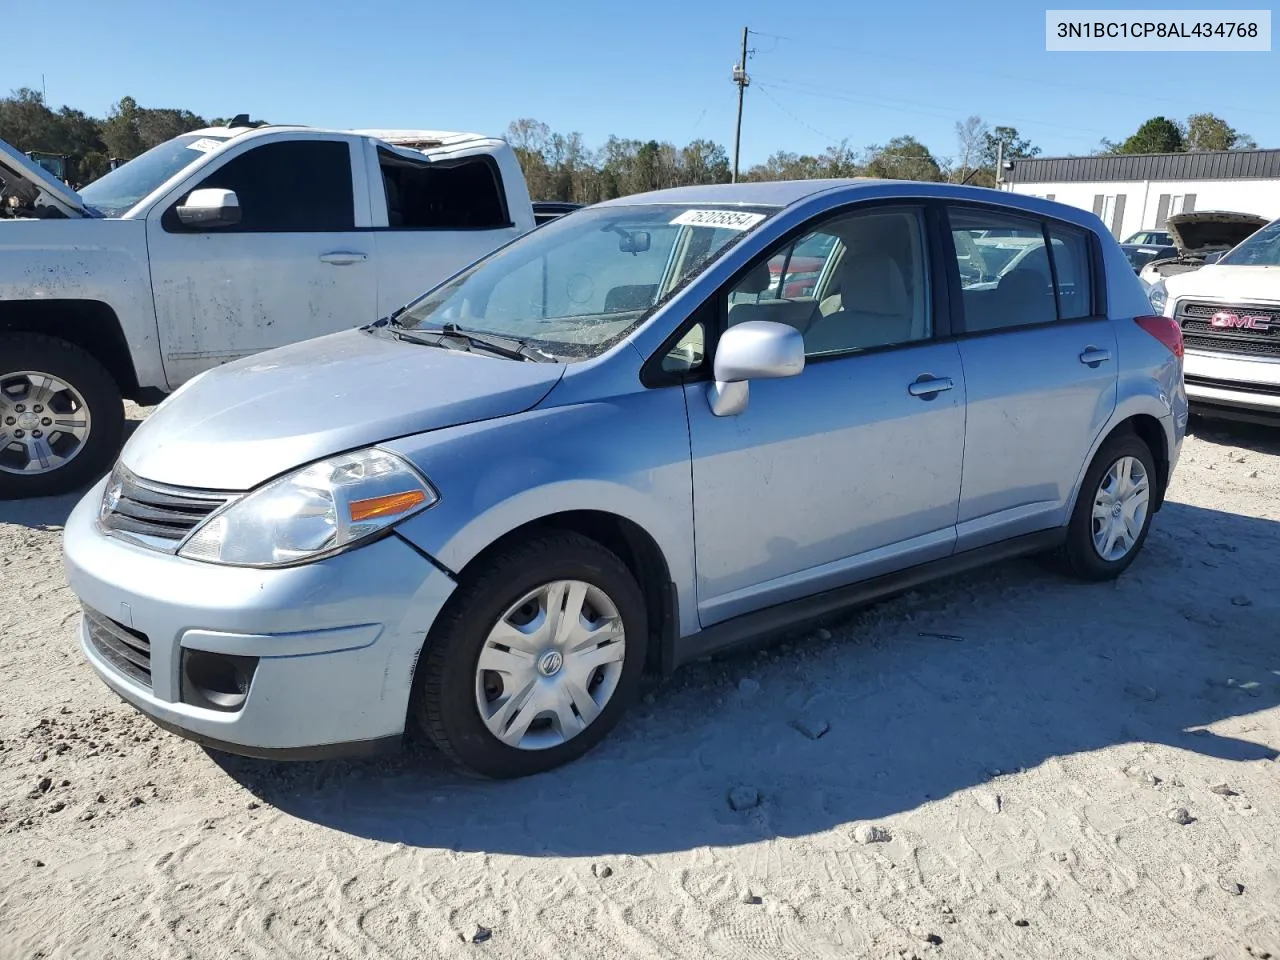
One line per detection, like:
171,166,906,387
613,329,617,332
1000,150,1280,240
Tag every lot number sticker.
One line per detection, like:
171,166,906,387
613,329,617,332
670,209,766,230
186,138,224,153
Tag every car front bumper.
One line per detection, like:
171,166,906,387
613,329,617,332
62,477,456,759
1184,349,1280,419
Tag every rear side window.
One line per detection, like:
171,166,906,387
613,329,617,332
948,207,1094,332
379,152,509,229
1046,225,1093,320
169,140,354,232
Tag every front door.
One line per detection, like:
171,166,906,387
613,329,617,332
146,137,377,387
945,206,1118,551
685,205,966,626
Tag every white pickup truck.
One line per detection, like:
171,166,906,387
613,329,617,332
0,121,538,498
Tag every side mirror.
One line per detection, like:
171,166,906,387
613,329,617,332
176,188,241,229
707,320,805,417
619,230,651,253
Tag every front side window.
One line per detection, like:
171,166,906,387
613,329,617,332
167,140,354,232
724,207,931,357
391,204,773,360
1219,217,1280,266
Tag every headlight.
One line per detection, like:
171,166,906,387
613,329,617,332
179,448,437,567
1147,279,1168,315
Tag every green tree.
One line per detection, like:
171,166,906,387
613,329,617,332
1119,116,1185,154
864,135,942,182
1184,112,1255,152
980,125,1040,168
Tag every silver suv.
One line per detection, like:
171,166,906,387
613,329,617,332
63,181,1188,778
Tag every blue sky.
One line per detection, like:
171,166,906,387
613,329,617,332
6,0,1275,165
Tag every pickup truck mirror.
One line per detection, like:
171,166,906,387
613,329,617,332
176,188,241,229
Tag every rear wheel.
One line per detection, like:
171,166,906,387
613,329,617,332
411,532,647,778
1057,432,1157,582
0,333,124,500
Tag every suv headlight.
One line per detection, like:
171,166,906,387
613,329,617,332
1147,278,1168,315
179,448,437,567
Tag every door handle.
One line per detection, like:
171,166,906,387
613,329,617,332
1079,346,1112,366
319,252,368,265
907,376,954,398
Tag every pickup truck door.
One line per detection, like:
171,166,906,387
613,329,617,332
145,135,377,387
362,140,531,315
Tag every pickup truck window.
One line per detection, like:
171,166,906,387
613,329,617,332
165,140,354,233
378,150,508,229
390,203,774,360
1219,218,1280,266
79,133,232,217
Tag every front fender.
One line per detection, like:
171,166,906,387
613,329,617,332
0,218,163,388
385,390,699,637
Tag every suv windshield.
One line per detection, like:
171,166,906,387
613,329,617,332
79,133,231,217
1218,217,1280,266
391,203,773,359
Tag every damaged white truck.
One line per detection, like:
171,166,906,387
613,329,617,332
0,121,538,498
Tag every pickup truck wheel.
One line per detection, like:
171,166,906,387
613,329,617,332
411,532,647,778
0,333,124,500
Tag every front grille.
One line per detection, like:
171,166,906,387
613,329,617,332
100,467,232,550
1177,300,1280,359
83,604,151,688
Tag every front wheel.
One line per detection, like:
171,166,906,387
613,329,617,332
411,532,648,778
1057,432,1157,582
0,333,124,500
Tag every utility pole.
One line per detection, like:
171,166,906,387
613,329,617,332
994,139,1004,191
731,27,750,183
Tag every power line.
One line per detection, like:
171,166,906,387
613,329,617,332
747,28,1277,120
752,83,845,143
754,79,1106,146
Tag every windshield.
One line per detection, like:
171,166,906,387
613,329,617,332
391,203,774,360
1218,218,1280,267
79,134,231,217
1124,246,1163,270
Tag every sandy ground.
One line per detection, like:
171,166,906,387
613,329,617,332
2,406,1279,960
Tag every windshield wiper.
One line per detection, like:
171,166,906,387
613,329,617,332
393,322,558,362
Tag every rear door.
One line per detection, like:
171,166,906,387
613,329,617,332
365,141,528,315
946,205,1117,551
146,135,376,387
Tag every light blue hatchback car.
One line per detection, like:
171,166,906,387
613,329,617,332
63,181,1188,778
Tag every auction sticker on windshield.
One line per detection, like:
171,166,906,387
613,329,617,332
186,138,224,153
670,209,766,230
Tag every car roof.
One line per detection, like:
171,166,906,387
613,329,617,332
593,180,1108,231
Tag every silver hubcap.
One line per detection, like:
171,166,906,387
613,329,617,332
0,371,92,476
475,579,626,751
1091,455,1150,562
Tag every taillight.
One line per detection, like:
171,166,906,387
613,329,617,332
1135,315,1183,359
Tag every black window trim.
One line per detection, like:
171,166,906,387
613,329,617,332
366,148,515,232
640,198,953,388
161,138,358,235
940,200,1107,340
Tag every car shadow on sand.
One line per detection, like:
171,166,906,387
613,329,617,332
210,498,1280,857
0,419,142,531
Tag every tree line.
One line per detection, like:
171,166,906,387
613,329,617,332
0,87,1259,201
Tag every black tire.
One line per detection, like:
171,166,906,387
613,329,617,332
411,531,648,778
0,332,124,500
1056,431,1157,582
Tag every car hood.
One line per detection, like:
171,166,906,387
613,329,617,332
122,329,566,490
1165,210,1268,256
1164,262,1280,303
0,138,87,217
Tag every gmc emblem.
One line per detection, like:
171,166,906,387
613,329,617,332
1211,311,1272,330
